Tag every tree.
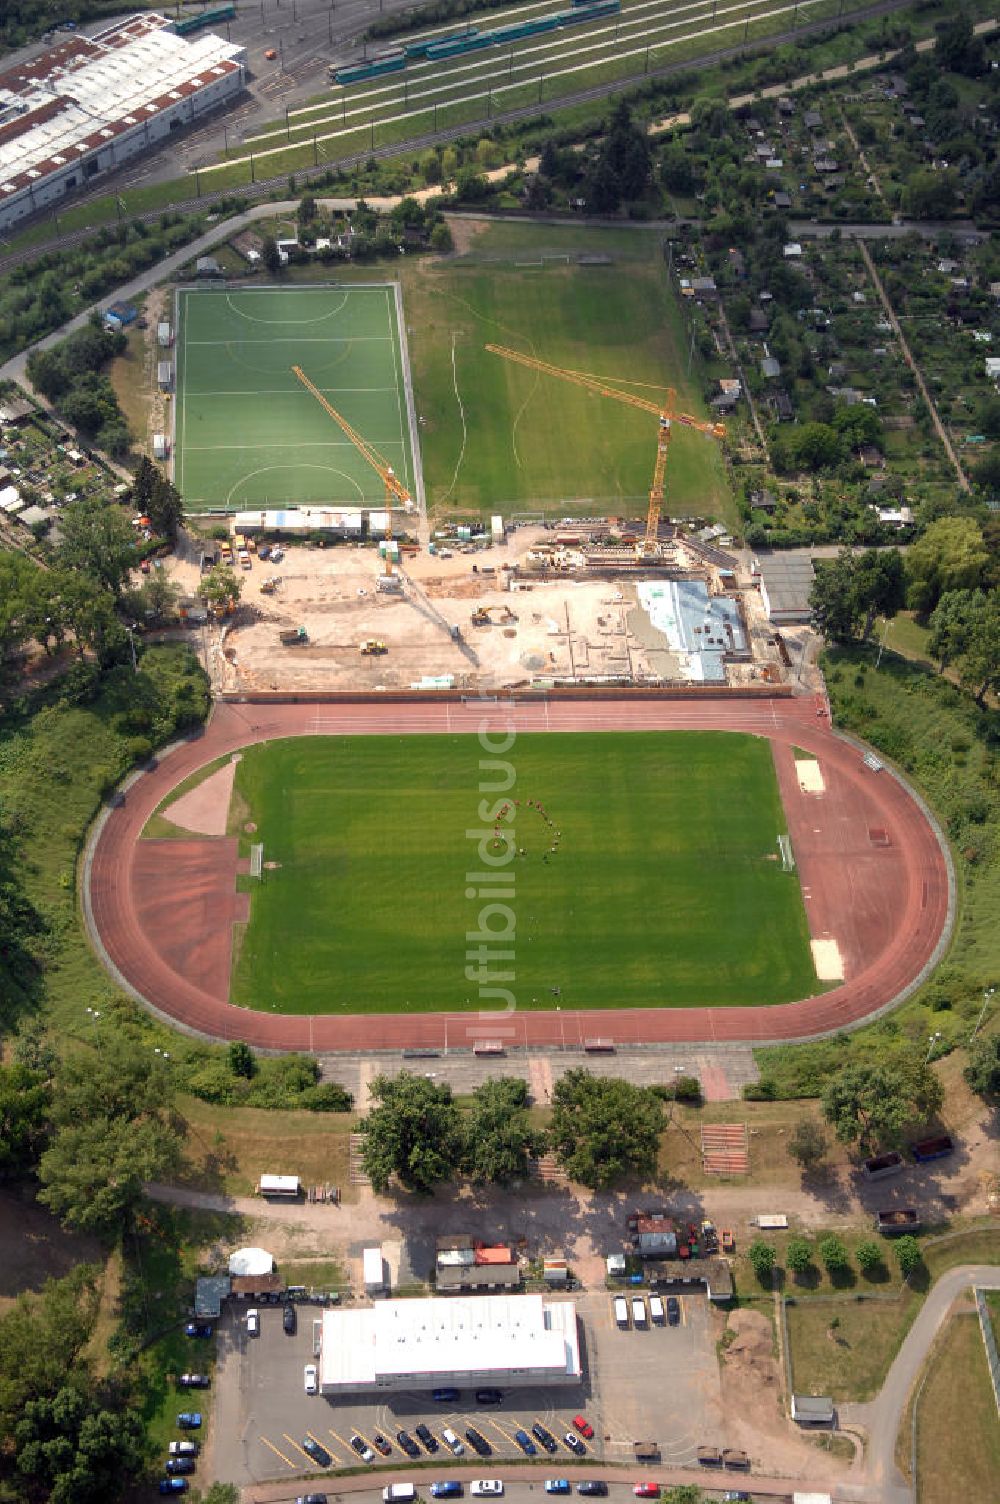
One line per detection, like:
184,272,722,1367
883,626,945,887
663,1489,704,1504
785,1237,814,1276
810,550,862,641
954,592,1000,705
821,1058,943,1154
548,1070,664,1189
146,472,184,542
262,235,282,276
360,1072,464,1194
0,1266,101,1441
852,548,906,640
15,1380,145,1504
788,1117,829,1172
928,588,983,670
57,497,138,598
973,451,1000,500
936,12,985,74
817,1234,850,1276
895,1235,923,1280
747,1239,775,1283
429,220,453,254
905,517,988,617
856,1239,884,1275
38,1113,182,1237
200,564,242,610
904,168,958,219
0,1063,50,1177
964,1033,1000,1097
583,155,621,214
464,1077,546,1185
228,1041,257,1080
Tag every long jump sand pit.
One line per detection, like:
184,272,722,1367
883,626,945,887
85,695,952,1051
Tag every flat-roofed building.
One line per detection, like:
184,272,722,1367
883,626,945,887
318,1293,581,1394
0,13,245,231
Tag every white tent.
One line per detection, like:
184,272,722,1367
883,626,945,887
229,1247,275,1278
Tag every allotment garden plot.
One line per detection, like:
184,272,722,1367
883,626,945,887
174,285,416,510
227,731,817,1015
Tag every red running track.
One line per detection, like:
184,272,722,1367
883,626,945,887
85,697,951,1051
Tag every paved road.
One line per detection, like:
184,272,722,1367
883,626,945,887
842,1264,1000,1504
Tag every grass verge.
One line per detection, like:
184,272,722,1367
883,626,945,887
912,1311,1000,1504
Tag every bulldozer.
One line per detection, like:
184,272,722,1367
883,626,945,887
471,605,518,627
359,639,388,655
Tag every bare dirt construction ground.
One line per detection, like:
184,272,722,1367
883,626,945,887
161,527,786,695
0,1188,103,1311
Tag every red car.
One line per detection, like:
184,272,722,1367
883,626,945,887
572,1416,594,1440
633,1488,659,1499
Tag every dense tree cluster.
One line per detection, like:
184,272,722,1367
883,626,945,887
548,1069,664,1189
27,319,130,457
821,1055,943,1155
809,548,906,643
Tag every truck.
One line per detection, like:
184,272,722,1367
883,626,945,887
910,1134,954,1163
279,627,307,646
876,1208,921,1235
360,639,388,655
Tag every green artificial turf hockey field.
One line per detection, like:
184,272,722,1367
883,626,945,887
173,284,416,510
228,731,815,1015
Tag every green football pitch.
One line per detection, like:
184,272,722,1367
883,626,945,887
173,285,417,510
227,731,816,1016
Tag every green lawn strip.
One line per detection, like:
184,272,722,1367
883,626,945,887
229,729,815,1014
175,284,415,510
783,1224,1000,1402
407,228,734,521
277,1259,347,1292
913,1311,1000,1504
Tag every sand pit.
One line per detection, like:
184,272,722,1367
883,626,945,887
162,757,239,837
797,759,825,794
811,937,845,981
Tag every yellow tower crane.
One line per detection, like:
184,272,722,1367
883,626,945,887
485,344,725,556
291,364,410,579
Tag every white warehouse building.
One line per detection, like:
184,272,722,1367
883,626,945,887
319,1294,581,1394
0,13,245,232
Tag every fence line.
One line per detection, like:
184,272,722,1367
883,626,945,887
974,1286,1000,1418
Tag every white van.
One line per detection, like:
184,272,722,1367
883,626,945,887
442,1427,465,1456
631,1295,648,1328
648,1294,665,1325
384,1488,416,1503
613,1296,629,1328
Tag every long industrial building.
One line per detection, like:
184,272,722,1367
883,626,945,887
319,1294,581,1394
0,13,245,231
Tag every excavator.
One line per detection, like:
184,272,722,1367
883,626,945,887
291,364,410,589
485,345,725,557
471,605,518,626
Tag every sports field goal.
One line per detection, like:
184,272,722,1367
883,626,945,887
777,833,795,872
249,842,264,881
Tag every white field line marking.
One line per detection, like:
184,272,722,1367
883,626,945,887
183,387,399,397
184,439,410,451
385,286,411,496
186,335,393,345
440,333,467,505
224,464,367,507
224,288,350,325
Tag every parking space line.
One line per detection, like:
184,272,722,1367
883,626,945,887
484,1415,520,1447
329,1428,356,1457
680,1299,687,1326
307,1430,342,1465
282,1433,320,1466
260,1435,297,1469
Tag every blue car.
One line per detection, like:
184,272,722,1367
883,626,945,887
159,1482,188,1495
431,1485,463,1498
514,1429,537,1457
176,1413,202,1429
545,1485,571,1496
432,1387,461,1403
184,1324,213,1339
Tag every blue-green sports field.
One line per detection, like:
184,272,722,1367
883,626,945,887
173,285,416,510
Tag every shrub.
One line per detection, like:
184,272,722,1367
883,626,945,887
747,1239,776,1283
856,1240,884,1274
785,1237,813,1275
673,1074,702,1103
818,1234,851,1275
896,1235,923,1279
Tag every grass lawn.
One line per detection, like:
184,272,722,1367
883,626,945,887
914,1312,1000,1504
177,1096,355,1200
228,730,815,1015
174,285,416,510
404,221,734,524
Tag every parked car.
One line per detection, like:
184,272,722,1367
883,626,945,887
415,1423,439,1453
296,1495,327,1504
168,1442,199,1457
372,1433,392,1456
613,1296,629,1328
396,1431,420,1458
722,1494,752,1502
246,1308,259,1335
666,1297,680,1326
633,1486,659,1498
532,1424,558,1453
631,1295,647,1328
514,1428,537,1456
177,1374,209,1389
184,1325,212,1339
302,1437,333,1467
545,1484,571,1496
159,1481,188,1495
165,1459,195,1476
350,1435,375,1463
563,1433,586,1456
470,1483,503,1497
648,1295,665,1325
176,1414,202,1430
475,1389,504,1405
573,1415,595,1439
283,1304,296,1334
442,1427,464,1456
431,1484,463,1498
433,1387,461,1403
576,1485,607,1497
304,1364,318,1395
465,1428,492,1456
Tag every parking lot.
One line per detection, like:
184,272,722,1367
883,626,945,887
212,1290,722,1486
